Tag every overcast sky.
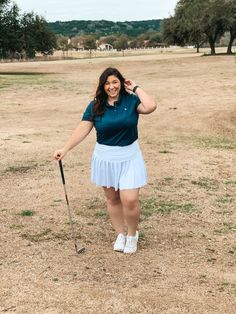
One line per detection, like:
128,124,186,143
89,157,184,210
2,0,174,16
14,0,178,22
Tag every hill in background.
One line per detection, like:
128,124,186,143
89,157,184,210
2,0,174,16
48,19,162,37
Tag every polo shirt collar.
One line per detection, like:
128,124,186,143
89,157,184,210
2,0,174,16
105,94,122,108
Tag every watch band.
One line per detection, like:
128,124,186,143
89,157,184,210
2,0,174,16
133,85,139,93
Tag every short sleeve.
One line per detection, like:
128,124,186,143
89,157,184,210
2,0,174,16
130,93,141,109
81,101,94,121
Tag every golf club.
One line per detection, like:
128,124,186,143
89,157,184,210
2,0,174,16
58,159,85,255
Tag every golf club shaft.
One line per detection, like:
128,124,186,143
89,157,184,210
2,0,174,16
58,160,78,251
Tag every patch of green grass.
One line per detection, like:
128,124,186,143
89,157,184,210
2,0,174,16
20,210,35,217
141,198,158,217
52,230,78,241
216,195,234,204
21,228,52,242
225,180,236,186
85,197,106,210
192,136,235,150
138,231,145,240
20,228,81,242
191,177,218,191
95,211,107,218
141,197,196,217
4,163,38,174
217,282,236,294
0,73,58,90
215,210,233,216
52,278,59,282
10,224,24,229
0,72,54,75
214,222,236,234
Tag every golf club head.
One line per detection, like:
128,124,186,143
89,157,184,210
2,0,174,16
75,244,85,254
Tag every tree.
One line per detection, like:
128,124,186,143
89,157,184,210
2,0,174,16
201,0,229,54
148,32,162,47
0,0,9,6
0,2,22,58
57,35,69,50
81,34,97,58
82,34,97,50
113,35,129,50
70,36,81,50
175,0,207,52
129,39,138,49
162,0,232,55
34,15,57,55
162,16,186,47
162,0,208,52
21,12,57,58
0,1,56,59
105,35,117,46
226,0,236,54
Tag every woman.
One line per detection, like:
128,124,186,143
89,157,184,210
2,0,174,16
53,67,156,254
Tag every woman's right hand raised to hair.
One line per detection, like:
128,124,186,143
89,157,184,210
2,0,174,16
53,148,68,161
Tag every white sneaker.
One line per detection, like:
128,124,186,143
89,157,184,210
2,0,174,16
113,233,126,252
124,231,139,254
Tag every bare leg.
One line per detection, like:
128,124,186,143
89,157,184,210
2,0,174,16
103,187,125,235
119,188,140,236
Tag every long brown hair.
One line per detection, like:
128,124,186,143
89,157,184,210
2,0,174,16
93,67,129,116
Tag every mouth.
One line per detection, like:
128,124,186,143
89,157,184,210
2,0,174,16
108,89,118,95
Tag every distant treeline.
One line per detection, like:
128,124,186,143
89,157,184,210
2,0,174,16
48,19,162,37
1,0,235,60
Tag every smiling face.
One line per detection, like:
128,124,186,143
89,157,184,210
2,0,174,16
104,75,121,102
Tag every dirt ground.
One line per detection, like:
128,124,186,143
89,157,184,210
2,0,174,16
0,52,235,313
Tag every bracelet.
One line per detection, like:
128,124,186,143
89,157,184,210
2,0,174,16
133,85,139,93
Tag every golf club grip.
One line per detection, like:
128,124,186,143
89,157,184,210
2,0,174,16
59,160,66,184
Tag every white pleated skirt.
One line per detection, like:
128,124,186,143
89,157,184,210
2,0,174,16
91,140,147,191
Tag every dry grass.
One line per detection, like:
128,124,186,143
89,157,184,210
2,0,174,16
0,51,235,313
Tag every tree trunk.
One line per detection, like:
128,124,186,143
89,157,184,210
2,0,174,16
227,30,235,54
196,43,200,53
208,37,216,55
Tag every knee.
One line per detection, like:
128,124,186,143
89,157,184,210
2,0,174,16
122,197,139,211
106,194,121,206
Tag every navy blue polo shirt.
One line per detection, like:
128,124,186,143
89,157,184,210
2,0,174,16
82,93,141,146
